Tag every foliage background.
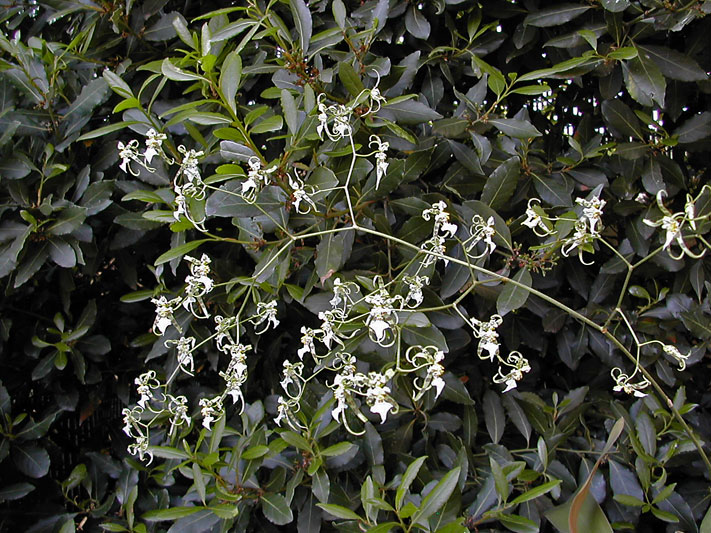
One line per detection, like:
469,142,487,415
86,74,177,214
2,0,711,532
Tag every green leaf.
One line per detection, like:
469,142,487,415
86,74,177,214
210,19,255,42
290,0,312,54
483,390,505,444
281,89,298,135
143,507,204,522
700,501,711,533
315,232,349,284
498,513,539,533
490,457,509,502
383,99,443,125
635,412,656,457
405,6,430,39
674,112,711,144
12,444,50,478
321,441,356,457
488,118,541,138
395,456,427,510
241,444,269,460
502,394,531,443
219,52,242,116
63,78,109,122
161,59,206,82
154,240,210,266
623,54,665,108
280,430,312,451
77,121,142,141
251,115,283,134
524,5,591,27
0,482,35,502
316,503,362,521
48,206,87,236
545,492,613,533
637,44,707,82
412,467,461,523
601,99,644,139
601,0,629,12
517,56,595,82
511,480,562,504
261,493,293,525
613,494,645,506
481,156,520,210
497,268,532,316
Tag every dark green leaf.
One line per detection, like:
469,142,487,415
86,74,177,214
637,44,707,82
405,6,430,39
524,5,591,27
12,444,50,478
412,467,460,523
316,503,362,520
483,390,505,444
601,99,644,139
290,0,312,54
0,482,35,502
481,156,520,210
396,456,427,510
623,54,665,108
488,118,541,138
383,99,443,125
143,507,204,522
674,112,711,144
220,52,242,116
497,268,532,316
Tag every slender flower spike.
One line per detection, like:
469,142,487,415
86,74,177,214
370,135,389,190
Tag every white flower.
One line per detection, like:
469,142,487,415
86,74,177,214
365,370,396,423
370,135,389,190
561,219,595,265
317,311,344,349
144,129,167,164
199,396,223,430
166,394,191,436
182,255,213,318
251,301,279,334
364,282,400,347
165,336,197,375
316,95,353,141
522,198,553,237
493,352,531,392
214,315,238,352
117,140,143,175
242,157,277,203
575,196,606,237
134,371,159,409
151,295,182,335
298,327,316,360
423,201,458,238
465,215,496,258
289,174,317,214
611,367,649,398
403,275,429,308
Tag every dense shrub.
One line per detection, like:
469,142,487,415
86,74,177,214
2,1,711,532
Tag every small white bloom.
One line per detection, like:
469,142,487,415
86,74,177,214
199,396,223,430
144,129,167,164
151,295,182,335
370,135,389,190
251,301,279,334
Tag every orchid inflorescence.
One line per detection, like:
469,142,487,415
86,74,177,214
118,80,709,463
